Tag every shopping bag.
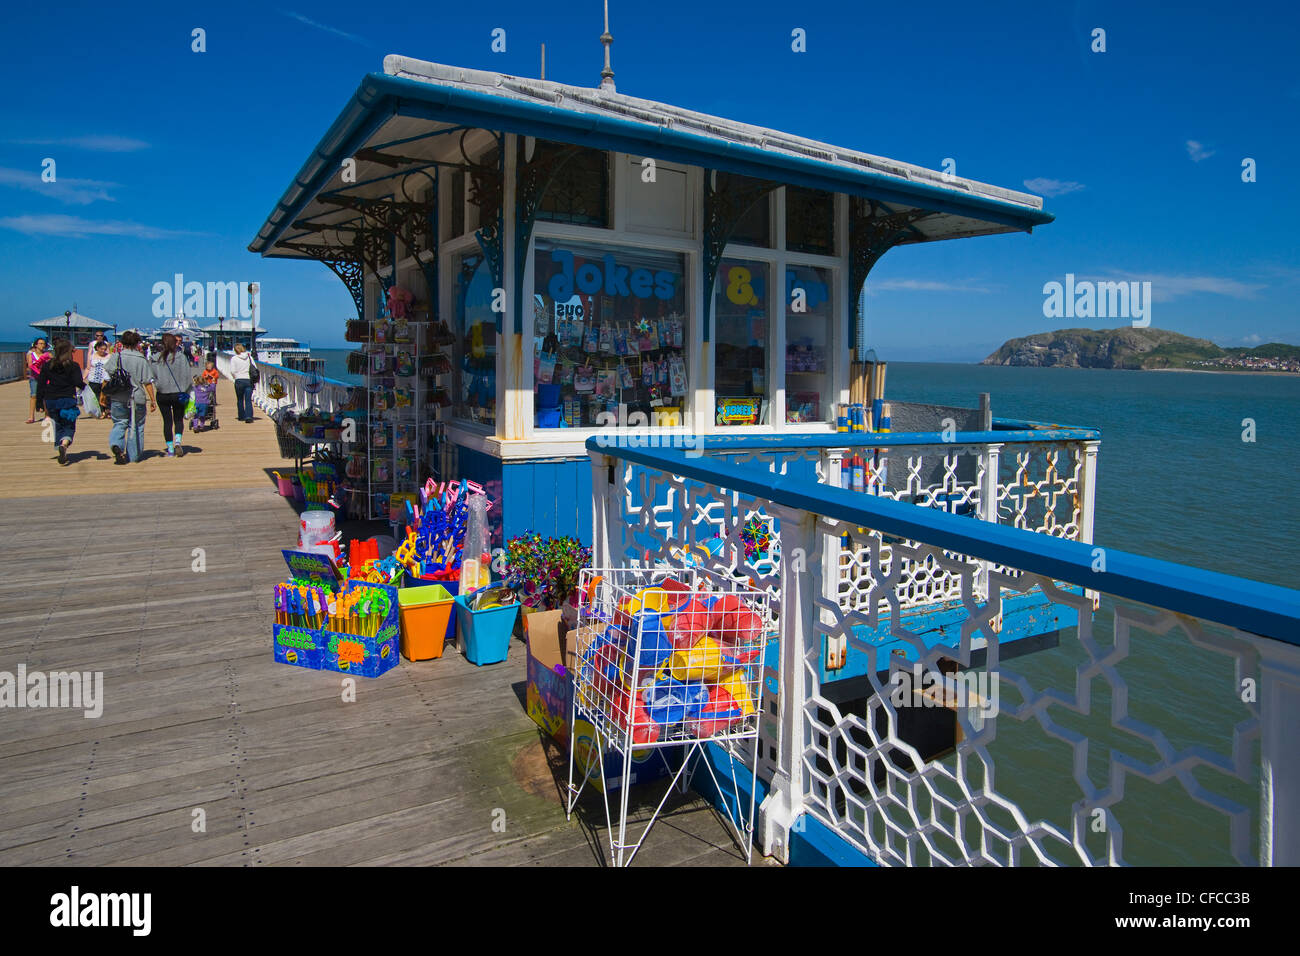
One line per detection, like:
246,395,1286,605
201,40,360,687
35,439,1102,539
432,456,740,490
81,385,101,418
184,395,197,419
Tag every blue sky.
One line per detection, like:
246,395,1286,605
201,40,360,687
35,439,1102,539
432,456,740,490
1,0,1296,359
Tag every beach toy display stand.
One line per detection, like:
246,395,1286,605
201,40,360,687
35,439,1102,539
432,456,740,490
273,578,399,679
565,567,773,867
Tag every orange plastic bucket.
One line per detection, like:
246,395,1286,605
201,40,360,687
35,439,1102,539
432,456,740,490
397,584,454,661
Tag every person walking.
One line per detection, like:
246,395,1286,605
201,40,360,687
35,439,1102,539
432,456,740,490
85,339,111,418
230,343,257,422
102,330,157,465
151,332,196,457
24,337,49,424
35,339,86,466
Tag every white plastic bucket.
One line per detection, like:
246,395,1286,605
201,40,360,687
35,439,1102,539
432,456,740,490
299,509,335,545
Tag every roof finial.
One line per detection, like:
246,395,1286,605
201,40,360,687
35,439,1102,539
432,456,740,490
599,0,615,92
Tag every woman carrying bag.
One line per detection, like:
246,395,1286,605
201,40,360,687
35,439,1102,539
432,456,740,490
230,343,258,422
36,338,85,466
151,332,197,457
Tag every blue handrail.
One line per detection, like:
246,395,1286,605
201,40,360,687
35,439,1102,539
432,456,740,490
590,438,1300,645
677,422,1099,451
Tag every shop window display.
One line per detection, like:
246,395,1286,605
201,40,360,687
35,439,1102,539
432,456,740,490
785,264,832,423
714,257,770,426
454,252,496,426
531,240,688,429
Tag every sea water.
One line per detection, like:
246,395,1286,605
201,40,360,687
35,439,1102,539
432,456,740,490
887,362,1300,589
886,362,1300,865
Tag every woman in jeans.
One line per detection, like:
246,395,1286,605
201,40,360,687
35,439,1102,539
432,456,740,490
230,343,257,422
102,330,157,464
35,339,85,465
151,332,196,457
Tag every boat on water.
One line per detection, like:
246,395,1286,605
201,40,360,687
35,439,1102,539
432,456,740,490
109,316,320,372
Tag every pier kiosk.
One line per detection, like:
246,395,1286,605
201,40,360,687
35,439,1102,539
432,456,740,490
249,56,1053,541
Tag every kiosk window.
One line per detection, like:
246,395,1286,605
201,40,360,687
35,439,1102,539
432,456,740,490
536,144,610,228
714,257,770,426
532,239,687,429
785,185,835,256
729,195,771,248
453,251,496,427
785,264,832,424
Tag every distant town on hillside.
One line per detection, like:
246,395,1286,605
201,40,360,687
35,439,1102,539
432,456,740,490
982,327,1300,372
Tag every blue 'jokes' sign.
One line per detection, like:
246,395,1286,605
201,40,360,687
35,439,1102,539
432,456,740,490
547,249,676,301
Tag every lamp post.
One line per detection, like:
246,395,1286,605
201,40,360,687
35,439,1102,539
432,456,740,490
248,283,259,360
64,310,71,340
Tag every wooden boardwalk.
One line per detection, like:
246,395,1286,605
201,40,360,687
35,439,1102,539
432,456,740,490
0,379,762,866
1,378,282,498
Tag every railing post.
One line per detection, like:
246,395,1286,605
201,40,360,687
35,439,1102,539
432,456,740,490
589,450,611,567
758,505,818,863
1255,635,1300,865
823,446,849,488
1078,440,1100,545
979,443,1002,599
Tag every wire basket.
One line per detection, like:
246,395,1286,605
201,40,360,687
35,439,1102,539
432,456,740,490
572,567,773,755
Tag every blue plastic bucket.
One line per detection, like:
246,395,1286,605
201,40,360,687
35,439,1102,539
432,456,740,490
454,594,519,666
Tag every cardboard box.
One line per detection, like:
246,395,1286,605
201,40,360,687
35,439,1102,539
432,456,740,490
524,610,574,744
274,624,324,670
525,616,676,793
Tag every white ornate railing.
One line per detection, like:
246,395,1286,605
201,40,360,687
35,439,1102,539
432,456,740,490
588,437,1300,867
212,352,354,415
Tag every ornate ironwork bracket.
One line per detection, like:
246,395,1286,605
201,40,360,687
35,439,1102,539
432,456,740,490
703,169,779,342
280,236,368,320
464,131,505,320
849,198,935,350
514,139,584,334
318,176,439,300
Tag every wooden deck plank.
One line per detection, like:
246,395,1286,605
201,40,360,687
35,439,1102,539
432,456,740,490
0,379,763,868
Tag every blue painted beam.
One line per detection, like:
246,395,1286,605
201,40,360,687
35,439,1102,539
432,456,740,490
587,438,1300,645
250,72,1053,254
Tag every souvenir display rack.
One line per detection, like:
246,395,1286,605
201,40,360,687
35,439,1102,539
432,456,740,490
530,293,689,429
359,313,429,522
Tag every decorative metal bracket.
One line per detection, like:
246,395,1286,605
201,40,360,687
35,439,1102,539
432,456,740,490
463,131,505,310
280,236,368,321
514,139,584,334
703,169,779,342
318,172,439,306
282,220,395,320
849,197,935,350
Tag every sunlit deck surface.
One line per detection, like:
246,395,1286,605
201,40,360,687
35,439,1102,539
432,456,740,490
0,380,756,866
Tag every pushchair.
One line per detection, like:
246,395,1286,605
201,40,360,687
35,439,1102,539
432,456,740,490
190,382,220,432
